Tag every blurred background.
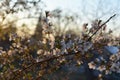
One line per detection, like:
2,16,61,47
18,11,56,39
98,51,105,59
0,0,120,39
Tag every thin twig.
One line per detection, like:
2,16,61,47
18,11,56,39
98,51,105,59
87,14,116,41
12,50,80,79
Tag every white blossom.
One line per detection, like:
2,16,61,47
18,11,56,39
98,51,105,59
37,49,43,55
88,61,96,69
97,65,106,72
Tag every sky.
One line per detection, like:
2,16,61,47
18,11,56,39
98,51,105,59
42,0,120,36
42,0,120,13
4,0,119,36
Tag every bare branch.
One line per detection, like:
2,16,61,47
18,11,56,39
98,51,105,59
12,50,81,79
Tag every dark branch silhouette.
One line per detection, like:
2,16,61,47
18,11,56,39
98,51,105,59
87,14,116,41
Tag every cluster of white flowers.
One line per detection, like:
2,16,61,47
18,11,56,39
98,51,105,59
88,51,120,75
110,62,120,73
109,52,120,73
59,34,93,55
110,52,120,61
